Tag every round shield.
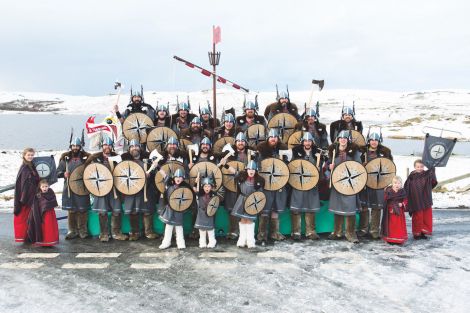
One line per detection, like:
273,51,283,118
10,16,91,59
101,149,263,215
331,160,367,196
112,160,146,195
221,161,245,192
122,113,154,143
288,159,320,191
213,137,235,155
69,164,89,196
287,131,303,149
146,127,178,153
247,124,266,149
189,162,223,191
83,163,114,197
155,161,185,193
244,191,266,215
365,157,396,189
259,158,290,191
206,195,220,217
179,138,192,152
169,187,194,212
351,130,366,147
268,113,298,143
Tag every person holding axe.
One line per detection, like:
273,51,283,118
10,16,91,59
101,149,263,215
296,105,329,149
113,85,157,124
180,117,212,145
57,132,90,239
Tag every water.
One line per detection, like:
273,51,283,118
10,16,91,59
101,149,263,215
0,114,469,155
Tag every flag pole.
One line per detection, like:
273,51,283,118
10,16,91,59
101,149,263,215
212,28,217,128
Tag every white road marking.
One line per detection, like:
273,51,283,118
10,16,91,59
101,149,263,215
130,263,170,269
17,253,60,259
199,252,237,258
194,263,238,270
139,252,179,258
62,263,110,269
0,262,44,269
257,251,295,260
76,253,121,258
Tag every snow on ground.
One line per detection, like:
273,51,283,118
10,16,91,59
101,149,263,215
1,88,470,140
1,150,469,210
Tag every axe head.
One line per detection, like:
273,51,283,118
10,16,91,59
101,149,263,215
149,149,163,161
108,155,122,163
222,143,235,156
247,149,256,156
187,144,199,156
279,149,293,162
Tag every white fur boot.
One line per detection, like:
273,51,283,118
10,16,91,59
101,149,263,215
207,229,217,248
175,226,186,249
237,223,246,248
199,230,207,248
246,222,256,248
159,224,174,249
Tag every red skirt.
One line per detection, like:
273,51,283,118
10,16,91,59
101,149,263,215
412,207,433,237
383,208,408,244
14,205,31,242
36,210,59,247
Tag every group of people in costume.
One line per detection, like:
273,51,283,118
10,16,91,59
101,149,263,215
13,87,438,248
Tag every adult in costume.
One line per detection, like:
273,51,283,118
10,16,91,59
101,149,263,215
171,101,196,134
236,99,266,132
295,106,329,149
264,89,300,120
199,103,220,137
180,117,212,145
114,86,157,123
329,105,363,143
154,103,172,127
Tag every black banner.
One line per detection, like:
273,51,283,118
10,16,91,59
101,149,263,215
33,155,58,185
422,134,456,168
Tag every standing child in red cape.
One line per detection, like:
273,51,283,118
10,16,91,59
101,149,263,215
404,159,437,239
382,176,408,244
14,148,39,242
27,179,59,246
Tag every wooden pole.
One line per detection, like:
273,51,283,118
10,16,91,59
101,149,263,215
212,42,217,129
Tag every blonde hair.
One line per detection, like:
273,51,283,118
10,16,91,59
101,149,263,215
22,147,35,159
413,159,424,167
392,175,403,187
39,179,49,186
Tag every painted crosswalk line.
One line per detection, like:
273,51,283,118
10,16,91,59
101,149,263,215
199,252,238,258
76,253,121,258
62,263,110,269
130,263,170,269
0,262,44,269
17,253,60,259
139,252,179,258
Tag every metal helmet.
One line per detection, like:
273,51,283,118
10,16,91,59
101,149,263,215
191,116,202,125
367,132,382,143
268,128,279,138
200,137,212,147
246,160,258,171
166,136,179,148
102,136,114,146
128,139,141,148
179,102,190,112
336,130,351,142
173,168,185,178
244,101,257,110
201,176,215,186
235,132,247,143
342,105,355,118
278,90,289,100
157,103,169,114
301,132,314,143
70,136,82,146
223,113,235,123
200,106,211,115
305,108,319,119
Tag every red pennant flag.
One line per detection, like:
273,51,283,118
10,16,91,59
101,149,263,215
201,69,211,77
213,26,221,45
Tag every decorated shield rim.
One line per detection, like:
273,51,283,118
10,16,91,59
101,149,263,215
287,159,320,191
365,157,397,190
331,160,367,196
83,163,114,197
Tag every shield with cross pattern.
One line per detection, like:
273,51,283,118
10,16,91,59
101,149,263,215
331,160,367,196
169,187,194,212
122,112,154,143
258,158,290,191
83,163,114,197
365,157,396,190
287,159,320,191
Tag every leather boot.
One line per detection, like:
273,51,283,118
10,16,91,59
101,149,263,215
227,215,239,240
305,213,320,240
65,211,78,239
111,214,128,241
98,214,109,242
269,218,285,241
358,207,370,237
143,214,158,239
370,209,382,239
328,214,344,240
256,215,269,242
291,213,302,240
128,214,140,241
345,215,359,243
77,211,89,239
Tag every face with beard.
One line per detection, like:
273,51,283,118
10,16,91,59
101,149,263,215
201,114,210,122
102,144,112,155
158,111,167,120
71,144,81,156
201,144,211,154
303,140,313,150
268,137,278,146
132,96,142,106
167,144,178,155
280,98,288,105
342,114,353,123
245,109,255,118
307,116,316,125
130,145,141,158
179,110,188,119
236,141,246,151
191,123,201,133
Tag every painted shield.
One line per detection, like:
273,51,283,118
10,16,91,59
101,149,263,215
206,195,220,217
83,163,114,197
287,131,303,149
69,164,89,196
112,160,146,195
190,162,223,191
213,137,236,155
331,160,367,196
179,138,193,152
244,191,266,215
122,113,154,143
146,127,178,153
221,161,245,192
247,124,266,149
351,130,366,147
288,159,320,191
259,158,290,191
155,161,185,193
365,157,396,189
169,187,194,212
267,113,297,143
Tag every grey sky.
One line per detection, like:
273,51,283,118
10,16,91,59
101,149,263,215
0,0,469,95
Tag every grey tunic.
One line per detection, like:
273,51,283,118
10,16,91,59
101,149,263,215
224,151,248,212
359,150,385,209
328,150,362,216
290,151,321,213
57,155,90,212
262,186,289,215
91,158,122,214
231,177,260,221
159,184,186,226
194,194,215,230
